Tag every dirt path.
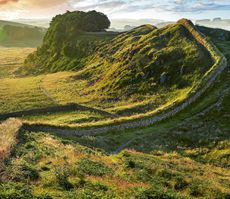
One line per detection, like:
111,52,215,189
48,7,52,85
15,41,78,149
39,76,59,105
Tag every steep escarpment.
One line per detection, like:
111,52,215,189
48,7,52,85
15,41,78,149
21,19,227,134
85,22,213,97
24,12,213,99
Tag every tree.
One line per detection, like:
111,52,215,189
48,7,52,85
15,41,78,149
82,10,110,32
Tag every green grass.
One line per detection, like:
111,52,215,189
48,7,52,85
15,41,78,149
69,31,230,168
0,75,55,114
0,47,193,127
25,21,213,97
0,48,35,78
0,20,225,130
1,131,229,198
22,110,106,125
13,19,219,127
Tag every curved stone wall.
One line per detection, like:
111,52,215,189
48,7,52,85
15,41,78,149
22,19,228,136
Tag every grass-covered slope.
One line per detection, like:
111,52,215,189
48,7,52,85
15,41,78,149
0,23,229,198
72,25,230,166
25,17,213,97
0,19,224,129
85,23,213,97
0,131,229,198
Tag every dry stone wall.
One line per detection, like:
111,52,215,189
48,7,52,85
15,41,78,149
22,19,228,136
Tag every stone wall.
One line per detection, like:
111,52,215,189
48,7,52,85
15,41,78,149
22,19,228,137
0,103,115,121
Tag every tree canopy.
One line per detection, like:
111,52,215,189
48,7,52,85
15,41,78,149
42,10,111,52
50,10,110,33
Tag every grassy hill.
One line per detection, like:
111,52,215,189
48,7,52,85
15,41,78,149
0,20,46,47
0,13,229,199
13,15,217,128
0,20,216,128
0,127,229,198
25,19,213,97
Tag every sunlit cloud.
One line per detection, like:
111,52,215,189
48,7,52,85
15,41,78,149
0,0,18,5
0,0,229,21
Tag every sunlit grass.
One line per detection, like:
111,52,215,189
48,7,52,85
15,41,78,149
0,76,54,114
0,47,35,78
3,131,229,198
0,118,21,158
22,110,106,125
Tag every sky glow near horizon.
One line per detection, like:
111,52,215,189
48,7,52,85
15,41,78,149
0,0,229,23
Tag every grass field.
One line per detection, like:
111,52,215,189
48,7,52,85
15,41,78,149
0,48,192,127
0,75,55,114
0,48,35,78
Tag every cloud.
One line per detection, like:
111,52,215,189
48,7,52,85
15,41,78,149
23,0,71,9
0,0,74,18
72,0,126,13
0,0,18,5
0,0,230,20
0,0,71,8
151,0,230,13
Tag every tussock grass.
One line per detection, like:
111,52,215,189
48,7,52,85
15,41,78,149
0,118,22,159
1,131,229,198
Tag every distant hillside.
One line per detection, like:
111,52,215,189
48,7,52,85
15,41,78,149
12,18,50,28
196,18,230,31
197,25,230,42
0,20,46,47
0,20,36,28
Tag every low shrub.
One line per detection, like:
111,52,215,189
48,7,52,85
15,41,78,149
174,176,189,190
77,158,113,176
6,160,39,182
0,183,34,199
54,165,73,190
135,185,186,199
124,160,136,168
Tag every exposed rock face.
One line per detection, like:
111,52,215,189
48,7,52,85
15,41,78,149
180,66,184,75
160,72,167,84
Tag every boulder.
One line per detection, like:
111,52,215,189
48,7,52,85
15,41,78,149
160,72,167,84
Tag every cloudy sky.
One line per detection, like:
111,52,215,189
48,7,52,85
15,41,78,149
0,0,230,27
